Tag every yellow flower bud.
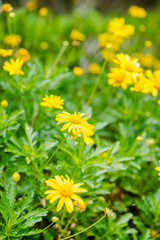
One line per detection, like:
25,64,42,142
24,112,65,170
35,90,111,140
136,136,142,142
39,7,48,16
12,172,20,182
73,67,84,76
104,207,113,217
9,12,15,18
51,216,59,222
1,100,8,107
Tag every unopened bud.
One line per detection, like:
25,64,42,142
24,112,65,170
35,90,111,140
12,172,20,182
52,216,59,222
63,41,69,47
72,40,80,47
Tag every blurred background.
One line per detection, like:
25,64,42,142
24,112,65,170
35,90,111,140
5,0,160,14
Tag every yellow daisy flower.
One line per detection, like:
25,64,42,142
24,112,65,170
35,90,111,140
114,54,141,81
26,0,38,11
73,67,84,76
40,95,64,109
108,68,131,89
56,111,94,136
45,175,87,213
0,49,13,57
128,5,147,18
1,3,13,12
3,58,24,75
39,7,48,16
4,35,22,47
88,63,100,74
16,48,30,63
108,18,135,39
145,70,160,96
70,29,86,41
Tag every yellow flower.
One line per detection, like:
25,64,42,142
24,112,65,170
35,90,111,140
0,49,13,57
26,0,38,11
45,175,87,213
40,95,64,109
16,48,30,63
40,41,49,49
70,29,86,41
145,138,155,146
145,40,152,47
83,130,94,145
88,63,100,74
114,54,141,81
3,58,24,75
1,100,8,107
73,67,84,76
39,7,48,16
101,49,116,62
56,111,94,137
108,18,135,39
12,172,20,182
128,5,147,18
4,35,22,47
137,53,153,68
157,100,160,105
98,32,124,51
108,68,131,89
130,73,155,94
1,3,13,12
145,70,160,96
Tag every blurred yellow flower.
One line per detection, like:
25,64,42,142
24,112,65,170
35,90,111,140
3,58,24,75
39,7,48,16
45,175,87,213
114,54,141,81
73,67,84,76
16,48,30,63
136,136,142,142
101,49,115,62
1,3,13,12
88,63,100,74
83,130,94,145
145,40,152,47
40,41,49,49
26,0,38,11
153,58,160,70
108,68,131,89
40,95,64,109
137,53,153,68
145,70,160,96
130,73,154,94
98,32,124,51
1,100,8,107
108,18,135,39
145,138,155,146
0,49,13,57
157,100,160,105
128,5,147,18
4,35,22,47
70,29,86,41
56,111,94,137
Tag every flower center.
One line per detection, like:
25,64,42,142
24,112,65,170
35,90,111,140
114,72,125,83
69,114,82,124
126,63,134,72
59,184,73,197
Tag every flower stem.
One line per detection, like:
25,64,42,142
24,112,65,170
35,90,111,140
58,212,76,240
45,43,68,78
60,215,106,240
87,60,107,105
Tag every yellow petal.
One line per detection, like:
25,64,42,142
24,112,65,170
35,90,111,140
56,197,65,212
71,194,85,205
45,179,59,190
49,193,61,204
73,188,88,193
65,197,74,213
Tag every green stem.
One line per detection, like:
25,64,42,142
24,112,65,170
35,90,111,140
45,44,68,78
58,212,76,240
87,60,107,105
61,215,106,240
